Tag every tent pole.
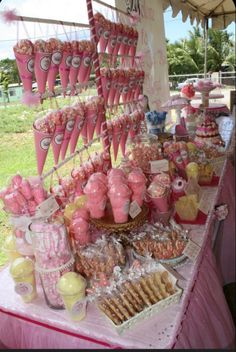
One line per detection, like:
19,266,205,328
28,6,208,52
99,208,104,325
204,17,209,79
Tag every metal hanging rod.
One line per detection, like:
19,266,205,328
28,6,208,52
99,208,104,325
93,0,130,17
7,13,90,28
41,134,102,180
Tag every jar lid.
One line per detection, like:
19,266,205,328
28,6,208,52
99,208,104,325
56,272,86,295
10,257,34,278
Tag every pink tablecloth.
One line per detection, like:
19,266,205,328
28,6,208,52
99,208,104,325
0,162,235,349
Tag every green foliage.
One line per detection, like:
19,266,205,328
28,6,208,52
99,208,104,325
0,58,20,85
167,26,235,75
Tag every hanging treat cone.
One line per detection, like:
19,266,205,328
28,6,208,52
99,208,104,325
59,44,72,96
34,52,51,95
120,115,130,156
47,38,63,95
85,103,98,142
33,126,52,175
14,52,34,92
51,124,66,164
60,106,77,160
69,52,82,95
101,76,111,106
112,120,122,161
70,114,85,154
78,52,92,83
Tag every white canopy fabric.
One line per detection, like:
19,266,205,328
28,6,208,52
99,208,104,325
162,0,236,29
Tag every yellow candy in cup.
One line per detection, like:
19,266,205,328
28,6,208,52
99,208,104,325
2,235,22,262
57,272,87,321
10,257,37,303
186,162,199,181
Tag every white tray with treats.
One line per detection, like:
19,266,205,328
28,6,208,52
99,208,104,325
93,262,183,334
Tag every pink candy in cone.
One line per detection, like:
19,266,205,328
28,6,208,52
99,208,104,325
101,76,111,106
51,124,65,164
78,52,92,83
99,29,110,53
34,52,51,95
59,51,72,95
33,126,52,175
70,114,85,154
48,50,62,94
69,52,82,94
112,120,122,161
60,118,75,160
14,52,34,92
86,106,98,142
95,110,104,137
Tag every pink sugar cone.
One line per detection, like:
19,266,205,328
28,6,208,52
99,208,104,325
99,30,110,53
150,194,169,212
101,76,111,105
108,79,118,107
47,50,62,94
34,52,51,95
114,77,124,106
60,118,75,160
119,36,129,55
121,80,129,104
78,53,92,83
33,126,52,175
70,114,85,154
86,109,98,141
84,62,93,85
107,34,117,55
14,53,34,92
69,52,82,94
112,124,122,161
59,51,72,94
51,125,65,165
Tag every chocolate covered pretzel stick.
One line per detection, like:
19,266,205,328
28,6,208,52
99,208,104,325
103,297,125,321
120,287,143,312
131,281,152,307
140,276,158,304
154,272,170,298
98,300,122,325
110,296,132,320
123,282,144,307
161,271,176,295
146,274,162,301
118,291,137,316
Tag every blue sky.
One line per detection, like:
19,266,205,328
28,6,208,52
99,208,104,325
0,1,235,59
164,7,235,43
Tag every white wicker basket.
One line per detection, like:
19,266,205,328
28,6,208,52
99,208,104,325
108,287,182,334
97,264,183,334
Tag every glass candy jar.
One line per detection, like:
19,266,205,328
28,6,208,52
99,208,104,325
29,218,75,309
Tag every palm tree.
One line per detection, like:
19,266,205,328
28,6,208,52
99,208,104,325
166,26,235,75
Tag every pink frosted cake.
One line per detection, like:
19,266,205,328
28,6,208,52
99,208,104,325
194,120,223,147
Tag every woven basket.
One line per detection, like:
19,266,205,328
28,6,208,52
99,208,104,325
90,205,149,234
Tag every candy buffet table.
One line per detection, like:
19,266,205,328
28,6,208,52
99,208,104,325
0,117,235,350
0,159,235,349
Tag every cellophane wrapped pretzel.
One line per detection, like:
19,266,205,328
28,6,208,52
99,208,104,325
75,236,126,278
